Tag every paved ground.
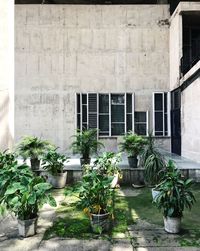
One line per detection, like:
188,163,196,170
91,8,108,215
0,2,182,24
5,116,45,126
0,188,199,251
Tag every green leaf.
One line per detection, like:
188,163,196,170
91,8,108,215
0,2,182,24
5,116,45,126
47,195,57,207
28,193,36,205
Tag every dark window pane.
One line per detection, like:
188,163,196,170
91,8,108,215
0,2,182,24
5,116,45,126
88,94,97,113
77,94,80,113
99,132,109,136
135,112,146,123
155,112,163,132
164,93,167,113
135,124,146,136
111,94,124,105
111,105,124,122
77,114,80,129
99,94,109,113
82,105,87,123
99,115,109,132
155,131,163,136
82,94,87,104
82,123,87,130
126,94,132,113
127,114,132,132
155,93,163,110
111,124,124,136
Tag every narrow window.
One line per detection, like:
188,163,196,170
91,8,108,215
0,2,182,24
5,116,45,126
134,112,148,136
99,94,109,136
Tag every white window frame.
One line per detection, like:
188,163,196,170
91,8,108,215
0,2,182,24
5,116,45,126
152,92,170,137
76,92,134,137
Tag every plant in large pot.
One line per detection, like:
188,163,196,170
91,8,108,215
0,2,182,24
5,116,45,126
93,152,122,188
78,170,114,234
16,136,55,172
42,149,69,189
119,132,147,168
0,162,57,237
71,129,104,166
154,160,196,234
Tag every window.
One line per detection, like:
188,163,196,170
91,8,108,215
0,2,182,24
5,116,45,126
134,112,148,136
153,92,170,137
76,93,134,136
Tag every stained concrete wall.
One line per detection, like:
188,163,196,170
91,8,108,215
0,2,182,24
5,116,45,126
181,72,200,163
0,1,14,150
15,5,170,152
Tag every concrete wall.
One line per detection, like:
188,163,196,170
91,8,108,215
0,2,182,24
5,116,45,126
0,1,14,150
15,5,170,152
182,74,200,162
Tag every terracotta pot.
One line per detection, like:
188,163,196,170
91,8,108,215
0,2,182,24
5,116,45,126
164,216,181,234
48,172,67,188
90,212,111,233
128,156,138,168
18,217,38,237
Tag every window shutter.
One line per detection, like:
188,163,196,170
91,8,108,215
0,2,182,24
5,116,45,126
88,93,97,129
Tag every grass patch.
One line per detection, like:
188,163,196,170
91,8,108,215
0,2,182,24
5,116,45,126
43,183,200,244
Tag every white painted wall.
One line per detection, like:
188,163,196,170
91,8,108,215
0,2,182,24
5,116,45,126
182,74,200,162
0,1,14,150
15,5,170,152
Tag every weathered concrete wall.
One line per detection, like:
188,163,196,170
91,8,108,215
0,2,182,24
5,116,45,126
182,74,200,162
0,1,14,150
15,5,170,152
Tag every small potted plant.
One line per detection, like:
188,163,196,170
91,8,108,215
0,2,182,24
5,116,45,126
0,162,56,237
16,136,54,171
42,149,69,189
154,160,196,234
71,129,104,166
119,132,147,168
78,170,114,233
93,152,122,188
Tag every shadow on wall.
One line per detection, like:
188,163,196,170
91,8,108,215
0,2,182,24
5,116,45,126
0,92,13,150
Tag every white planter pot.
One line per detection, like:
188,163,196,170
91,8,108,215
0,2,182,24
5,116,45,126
18,217,38,237
90,212,111,233
111,173,119,188
164,216,181,234
48,172,67,188
152,188,160,201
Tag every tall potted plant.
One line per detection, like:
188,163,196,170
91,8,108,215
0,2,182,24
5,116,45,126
93,152,122,188
119,132,147,168
154,160,196,234
16,136,54,171
42,149,69,188
71,129,104,166
0,162,56,237
78,170,114,234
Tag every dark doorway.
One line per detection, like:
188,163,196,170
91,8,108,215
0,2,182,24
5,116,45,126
171,88,181,155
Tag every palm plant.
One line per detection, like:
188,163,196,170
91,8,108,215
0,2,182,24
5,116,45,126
71,129,104,165
16,136,55,171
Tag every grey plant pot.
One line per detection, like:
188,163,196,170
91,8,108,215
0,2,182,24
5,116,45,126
80,158,91,166
128,156,138,168
48,172,67,189
18,217,38,237
30,158,40,171
90,212,111,233
164,216,181,234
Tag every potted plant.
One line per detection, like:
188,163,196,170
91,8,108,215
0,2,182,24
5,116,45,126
154,160,196,234
93,152,122,188
42,149,69,188
78,170,114,233
71,129,104,166
0,162,56,237
16,136,54,171
119,132,147,168
144,151,166,200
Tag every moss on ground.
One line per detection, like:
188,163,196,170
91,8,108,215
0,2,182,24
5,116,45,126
43,183,200,246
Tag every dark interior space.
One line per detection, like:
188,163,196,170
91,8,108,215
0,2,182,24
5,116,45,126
181,12,200,75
